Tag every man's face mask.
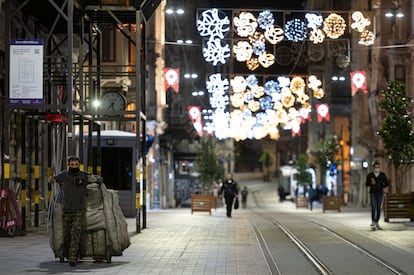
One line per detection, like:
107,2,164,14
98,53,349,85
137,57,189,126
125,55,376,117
69,167,80,173
68,160,80,174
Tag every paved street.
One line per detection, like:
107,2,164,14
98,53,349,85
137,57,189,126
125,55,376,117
1,177,413,274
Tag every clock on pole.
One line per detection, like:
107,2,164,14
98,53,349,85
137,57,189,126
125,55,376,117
100,91,126,112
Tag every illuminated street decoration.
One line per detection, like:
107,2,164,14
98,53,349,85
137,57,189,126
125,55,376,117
164,68,180,93
351,11,374,45
257,10,275,30
285,19,307,42
197,8,374,67
188,106,203,136
233,12,258,37
233,41,253,61
196,8,374,139
206,73,324,140
203,38,231,66
351,11,371,32
306,13,323,30
316,103,330,122
323,13,346,39
197,8,231,65
350,71,368,96
197,8,230,40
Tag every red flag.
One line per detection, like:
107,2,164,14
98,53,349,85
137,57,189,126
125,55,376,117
316,104,330,122
350,71,368,96
165,68,180,93
188,105,203,136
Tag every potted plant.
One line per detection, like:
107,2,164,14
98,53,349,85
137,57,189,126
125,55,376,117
294,154,312,208
314,134,341,212
258,149,273,182
194,136,224,212
377,81,414,221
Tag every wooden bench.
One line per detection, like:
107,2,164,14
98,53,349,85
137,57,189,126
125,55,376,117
322,195,341,212
384,193,414,222
191,194,213,215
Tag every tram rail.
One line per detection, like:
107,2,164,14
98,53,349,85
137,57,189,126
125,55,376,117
250,208,406,275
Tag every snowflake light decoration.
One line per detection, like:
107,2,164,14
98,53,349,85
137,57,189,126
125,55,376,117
206,73,229,95
197,8,230,40
257,10,274,30
203,38,231,66
285,19,307,42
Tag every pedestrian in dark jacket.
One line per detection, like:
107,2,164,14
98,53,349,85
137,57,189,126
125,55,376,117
241,186,248,208
219,173,239,217
50,156,90,266
365,161,389,230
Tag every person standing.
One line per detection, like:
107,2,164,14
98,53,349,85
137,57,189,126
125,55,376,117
219,173,239,218
365,161,389,230
50,156,90,266
241,186,248,208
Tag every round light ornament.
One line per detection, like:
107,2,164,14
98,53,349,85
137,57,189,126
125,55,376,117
323,13,346,39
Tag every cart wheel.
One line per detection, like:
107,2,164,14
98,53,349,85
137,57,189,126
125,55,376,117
59,256,65,263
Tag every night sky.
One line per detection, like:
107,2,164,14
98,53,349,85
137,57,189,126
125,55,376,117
206,0,305,9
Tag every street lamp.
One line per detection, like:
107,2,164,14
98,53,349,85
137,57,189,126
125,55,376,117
165,8,184,15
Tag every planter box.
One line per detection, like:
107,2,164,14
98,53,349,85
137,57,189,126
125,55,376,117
296,197,308,209
322,195,340,212
191,194,213,215
384,193,414,222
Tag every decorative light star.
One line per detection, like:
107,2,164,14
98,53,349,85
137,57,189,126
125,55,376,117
203,38,231,65
197,8,230,40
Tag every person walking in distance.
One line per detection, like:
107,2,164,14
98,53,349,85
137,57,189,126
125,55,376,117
365,161,389,230
241,186,248,209
50,156,90,266
219,173,239,218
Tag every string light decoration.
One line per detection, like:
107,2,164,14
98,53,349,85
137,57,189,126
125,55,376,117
233,12,258,37
233,41,253,62
203,38,231,66
206,73,324,140
351,11,374,46
306,13,323,29
196,8,375,139
351,11,371,32
197,8,374,70
197,8,230,40
197,8,231,65
257,10,275,30
285,19,307,42
323,13,346,39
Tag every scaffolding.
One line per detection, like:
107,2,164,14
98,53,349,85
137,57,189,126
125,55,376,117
1,0,160,234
